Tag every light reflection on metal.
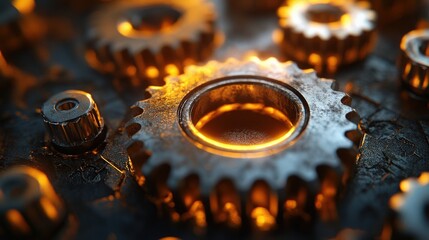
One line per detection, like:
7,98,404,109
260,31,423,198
277,0,376,76
12,0,35,14
399,29,429,99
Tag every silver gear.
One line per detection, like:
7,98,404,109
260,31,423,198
126,58,358,229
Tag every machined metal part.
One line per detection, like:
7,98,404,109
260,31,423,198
388,172,429,240
41,90,106,154
277,0,376,76
399,29,429,100
126,58,358,231
0,166,68,239
86,0,216,86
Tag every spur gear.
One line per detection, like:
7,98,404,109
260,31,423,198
399,29,429,99
277,0,376,76
86,0,216,86
126,58,358,230
388,172,429,240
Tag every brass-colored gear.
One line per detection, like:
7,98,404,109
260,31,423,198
277,0,376,76
389,172,429,240
399,29,429,99
86,0,216,86
126,58,358,231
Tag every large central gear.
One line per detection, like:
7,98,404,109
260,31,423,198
86,0,216,86
126,58,358,230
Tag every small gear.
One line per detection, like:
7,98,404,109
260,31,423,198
399,29,429,99
277,0,376,75
126,58,358,230
388,172,429,240
86,0,216,86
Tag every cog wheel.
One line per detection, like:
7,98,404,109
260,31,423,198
399,29,429,100
126,58,358,230
86,0,216,86
388,172,429,240
277,0,376,76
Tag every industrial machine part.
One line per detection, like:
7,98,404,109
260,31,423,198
0,166,69,239
126,58,358,230
277,0,376,76
86,0,216,86
388,172,429,240
399,29,429,99
226,0,284,13
41,90,106,154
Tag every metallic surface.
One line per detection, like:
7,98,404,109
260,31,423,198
388,172,429,240
86,0,216,86
277,0,376,75
399,29,429,99
126,58,358,228
41,90,106,154
0,166,68,239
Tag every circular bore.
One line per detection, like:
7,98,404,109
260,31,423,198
306,4,346,23
118,4,183,37
178,76,309,157
41,90,106,154
400,29,429,99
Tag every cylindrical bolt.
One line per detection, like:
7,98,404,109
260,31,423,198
41,90,106,154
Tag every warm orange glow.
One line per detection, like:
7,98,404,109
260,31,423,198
40,197,59,220
146,66,160,78
165,64,179,76
117,21,134,37
285,199,297,210
315,194,323,209
400,179,412,192
189,201,207,228
309,53,322,72
251,207,276,231
6,209,31,235
272,29,284,44
418,172,429,184
389,193,404,209
192,103,295,152
223,202,241,226
12,0,35,14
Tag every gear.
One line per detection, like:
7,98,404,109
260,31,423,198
86,0,216,86
389,172,429,240
399,29,429,99
277,0,376,76
126,58,358,230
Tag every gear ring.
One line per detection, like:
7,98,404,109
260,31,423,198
389,172,429,240
277,0,376,75
86,0,216,86
126,58,358,230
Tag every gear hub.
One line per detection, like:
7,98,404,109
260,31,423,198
86,0,216,86
277,0,376,75
126,58,358,230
